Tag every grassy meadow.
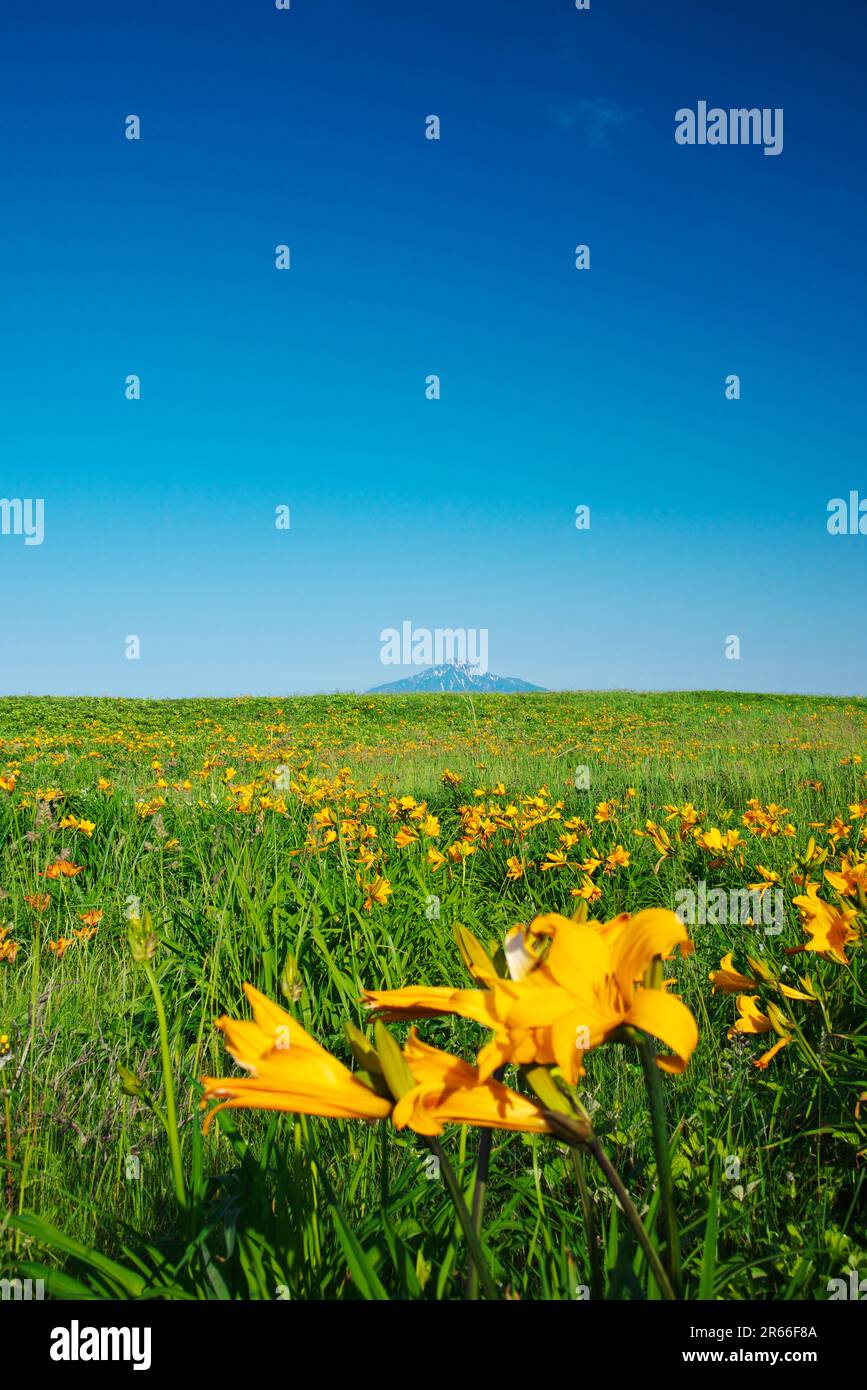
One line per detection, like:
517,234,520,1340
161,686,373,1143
0,690,865,1301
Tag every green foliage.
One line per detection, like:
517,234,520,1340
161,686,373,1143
0,691,865,1299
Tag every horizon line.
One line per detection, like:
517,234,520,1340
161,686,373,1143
0,688,865,703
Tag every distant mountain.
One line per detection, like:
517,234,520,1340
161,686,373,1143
368,663,546,694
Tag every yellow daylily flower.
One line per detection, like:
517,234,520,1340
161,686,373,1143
604,845,630,873
569,874,602,902
709,953,759,993
636,820,674,865
203,988,551,1139
709,953,814,1002
663,803,701,833
695,827,742,856
362,875,393,910
727,994,774,1037
201,985,392,1125
791,886,860,965
726,994,793,1068
748,865,780,893
824,858,867,898
367,910,698,1086
392,1031,552,1137
540,850,568,871
59,814,96,837
754,1037,791,1068
447,840,475,862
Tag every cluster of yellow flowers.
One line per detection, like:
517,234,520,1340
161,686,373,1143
703,855,864,1067
277,777,867,919
709,952,814,1069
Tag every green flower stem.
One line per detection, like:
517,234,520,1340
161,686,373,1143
2,1078,13,1212
427,1136,498,1301
638,1038,682,1298
587,1134,676,1302
464,1125,493,1300
143,961,187,1210
570,1147,603,1300
541,1106,676,1302
464,1063,509,1300
380,1117,389,1208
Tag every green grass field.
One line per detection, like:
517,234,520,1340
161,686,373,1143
1,691,865,1300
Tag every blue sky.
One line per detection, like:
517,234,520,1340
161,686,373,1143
1,0,865,697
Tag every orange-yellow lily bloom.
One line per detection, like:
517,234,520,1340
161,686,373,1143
727,994,775,1038
790,887,860,965
366,910,698,1086
709,953,759,993
393,1032,551,1136
726,994,792,1069
202,985,553,1137
201,984,392,1126
709,953,814,1002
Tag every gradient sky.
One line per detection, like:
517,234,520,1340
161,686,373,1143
1,0,865,697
